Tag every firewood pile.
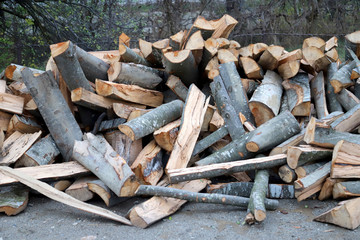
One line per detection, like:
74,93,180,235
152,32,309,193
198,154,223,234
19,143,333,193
1,14,360,230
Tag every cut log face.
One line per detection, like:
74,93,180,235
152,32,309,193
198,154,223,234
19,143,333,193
119,44,150,66
269,129,305,156
131,140,163,185
165,85,209,172
88,179,127,207
210,14,238,39
287,145,332,169
252,43,268,59
278,164,297,183
249,70,283,126
333,181,360,199
331,140,360,179
72,133,139,197
6,114,42,137
345,30,360,59
239,44,254,58
107,62,163,89
119,32,130,47
325,36,338,51
65,176,97,202
302,46,331,72
278,60,300,80
170,30,185,50
314,197,360,230
0,185,29,216
217,49,238,65
278,49,302,65
282,73,311,116
95,79,163,107
258,45,284,70
153,119,180,152
325,48,339,62
239,57,264,79
118,100,183,141
185,30,204,65
318,177,342,200
303,37,326,52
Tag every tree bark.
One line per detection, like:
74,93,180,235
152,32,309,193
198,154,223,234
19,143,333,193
165,75,189,101
326,62,343,113
247,170,269,222
192,126,228,156
330,104,360,132
336,89,360,111
269,129,305,156
333,181,360,199
294,161,327,179
330,61,356,93
118,100,183,141
311,71,329,119
287,145,332,169
119,44,150,66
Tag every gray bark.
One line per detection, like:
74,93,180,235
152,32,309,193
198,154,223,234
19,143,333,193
330,104,360,132
326,63,343,113
98,118,127,132
119,45,151,66
330,61,356,93
192,126,228,156
311,71,329,119
165,75,189,101
247,170,269,222
336,89,360,111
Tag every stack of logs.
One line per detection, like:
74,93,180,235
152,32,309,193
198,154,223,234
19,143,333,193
1,14,360,230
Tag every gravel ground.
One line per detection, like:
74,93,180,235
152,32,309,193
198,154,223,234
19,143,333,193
0,195,358,240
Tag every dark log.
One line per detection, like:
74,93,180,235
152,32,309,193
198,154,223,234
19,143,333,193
336,89,360,111
247,170,269,222
330,104,360,132
72,133,139,197
169,154,287,183
311,71,329,119
135,185,278,210
287,145,332,169
22,69,83,161
249,70,283,126
98,118,126,132
119,100,183,141
0,185,29,216
50,41,93,92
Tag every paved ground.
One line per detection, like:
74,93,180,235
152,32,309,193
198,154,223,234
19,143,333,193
0,195,358,240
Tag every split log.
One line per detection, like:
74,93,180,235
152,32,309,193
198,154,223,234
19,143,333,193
241,78,259,96
247,170,269,222
138,39,159,67
345,30,360,59
302,46,330,72
113,103,148,120
210,14,238,38
0,111,12,131
185,30,204,65
282,73,311,116
336,89,360,111
0,131,41,166
8,81,32,104
219,61,254,125
252,43,268,59
6,114,42,136
72,133,139,197
209,110,224,131
128,179,207,228
49,180,72,191
22,69,83,161
166,85,209,172
118,32,130,47
318,177,342,201
300,59,316,76
0,185,29,216
304,118,360,148
278,49,302,65
217,38,230,49
135,185,278,210
199,38,218,71
246,111,301,153
303,37,326,52
107,62,163,89
208,182,295,199
333,181,360,199
0,92,24,115
0,166,131,225
217,49,238,66
170,30,186,50
326,48,339,62
239,57,263,79
331,140,360,179
269,129,305,156
278,164,297,183
131,140,163,185
50,41,93,92
169,154,287,183
210,76,245,139
165,75,189,101
87,179,128,207
153,119,180,152
249,70,283,126
96,79,163,107
278,60,300,79
239,44,253,58
325,36,338,51
294,161,331,201
163,50,199,87
65,176,97,202
330,61,356,93
15,134,60,167
4,64,44,82
314,197,360,230
192,126,228,156
294,161,328,178
119,44,150,66
119,100,183,141
287,145,332,169
205,56,219,78
0,161,90,186
330,104,360,132
311,71,329,119
258,45,284,70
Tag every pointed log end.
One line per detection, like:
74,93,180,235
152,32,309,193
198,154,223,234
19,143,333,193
304,117,316,144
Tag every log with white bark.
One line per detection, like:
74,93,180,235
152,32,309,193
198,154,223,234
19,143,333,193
314,197,360,230
331,140,360,179
119,44,150,66
286,145,332,169
119,100,183,141
107,62,163,89
330,104,360,132
21,69,83,161
269,129,305,156
294,161,328,179
192,126,228,156
169,154,287,183
165,75,189,101
50,41,93,92
311,71,329,119
72,133,139,197
98,118,126,132
278,164,297,183
249,70,283,126
0,185,29,216
336,89,360,111
326,63,343,112
4,64,44,82
333,181,360,199
330,61,356,94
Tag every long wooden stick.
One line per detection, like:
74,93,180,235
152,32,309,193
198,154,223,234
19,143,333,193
0,166,131,225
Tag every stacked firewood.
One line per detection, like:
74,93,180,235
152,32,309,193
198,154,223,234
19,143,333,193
1,14,360,230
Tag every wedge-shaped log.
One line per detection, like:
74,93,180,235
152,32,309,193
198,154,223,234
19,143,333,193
119,100,183,141
210,14,238,38
153,119,180,152
185,30,204,65
15,134,60,167
0,185,29,216
282,73,311,116
336,89,360,111
258,45,284,70
0,92,24,115
65,176,97,202
166,85,209,172
303,37,326,52
22,69,83,161
163,50,199,87
131,140,163,186
107,62,163,89
287,145,332,169
246,111,301,153
326,48,339,62
165,75,189,101
6,114,42,136
119,44,150,66
8,81,32,104
113,103,148,120
5,64,44,82
72,133,139,197
331,140,360,179
314,197,360,230
239,57,263,79
318,177,342,201
169,154,287,183
199,38,218,71
278,49,302,65
333,181,360,199
96,79,163,107
249,70,283,126
311,71,329,119
128,179,208,228
330,104,360,132
302,46,330,72
325,36,338,51
330,61,356,93
50,41,93,92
